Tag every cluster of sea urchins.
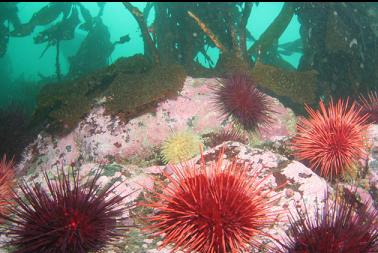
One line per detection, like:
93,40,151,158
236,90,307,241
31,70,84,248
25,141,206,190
276,187,378,253
144,148,281,253
0,166,129,253
212,73,274,131
291,98,369,179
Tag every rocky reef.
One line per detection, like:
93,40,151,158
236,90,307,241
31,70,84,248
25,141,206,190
0,77,375,253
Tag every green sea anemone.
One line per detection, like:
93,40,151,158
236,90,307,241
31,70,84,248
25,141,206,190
161,131,203,164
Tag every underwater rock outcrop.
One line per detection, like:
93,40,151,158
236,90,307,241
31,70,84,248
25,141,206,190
5,78,377,252
31,55,186,135
25,77,296,165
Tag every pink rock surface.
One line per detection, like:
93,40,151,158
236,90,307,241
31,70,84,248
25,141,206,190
341,184,376,211
75,77,230,162
17,132,80,173
366,124,378,198
19,77,296,170
259,97,297,141
74,77,296,162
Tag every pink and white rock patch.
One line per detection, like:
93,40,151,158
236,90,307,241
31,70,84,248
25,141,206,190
18,77,296,172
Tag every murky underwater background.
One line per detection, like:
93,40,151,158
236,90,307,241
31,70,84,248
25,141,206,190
0,2,378,253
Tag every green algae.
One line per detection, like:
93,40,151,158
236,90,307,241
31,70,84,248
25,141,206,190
105,63,186,121
32,54,186,135
251,61,318,105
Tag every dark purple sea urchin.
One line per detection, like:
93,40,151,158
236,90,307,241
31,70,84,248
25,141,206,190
212,73,274,131
358,91,378,123
203,127,249,148
0,167,129,253
277,188,378,253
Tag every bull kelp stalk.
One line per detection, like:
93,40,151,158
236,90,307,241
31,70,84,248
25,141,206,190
247,2,295,58
122,2,296,73
143,2,153,18
187,11,227,54
122,2,160,65
186,3,295,71
0,3,21,57
187,4,253,62
56,38,61,81
239,2,253,59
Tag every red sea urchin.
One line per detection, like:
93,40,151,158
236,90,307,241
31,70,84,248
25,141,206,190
291,98,369,179
0,167,129,253
277,188,378,253
357,91,378,123
145,149,281,253
0,155,14,218
212,73,274,131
